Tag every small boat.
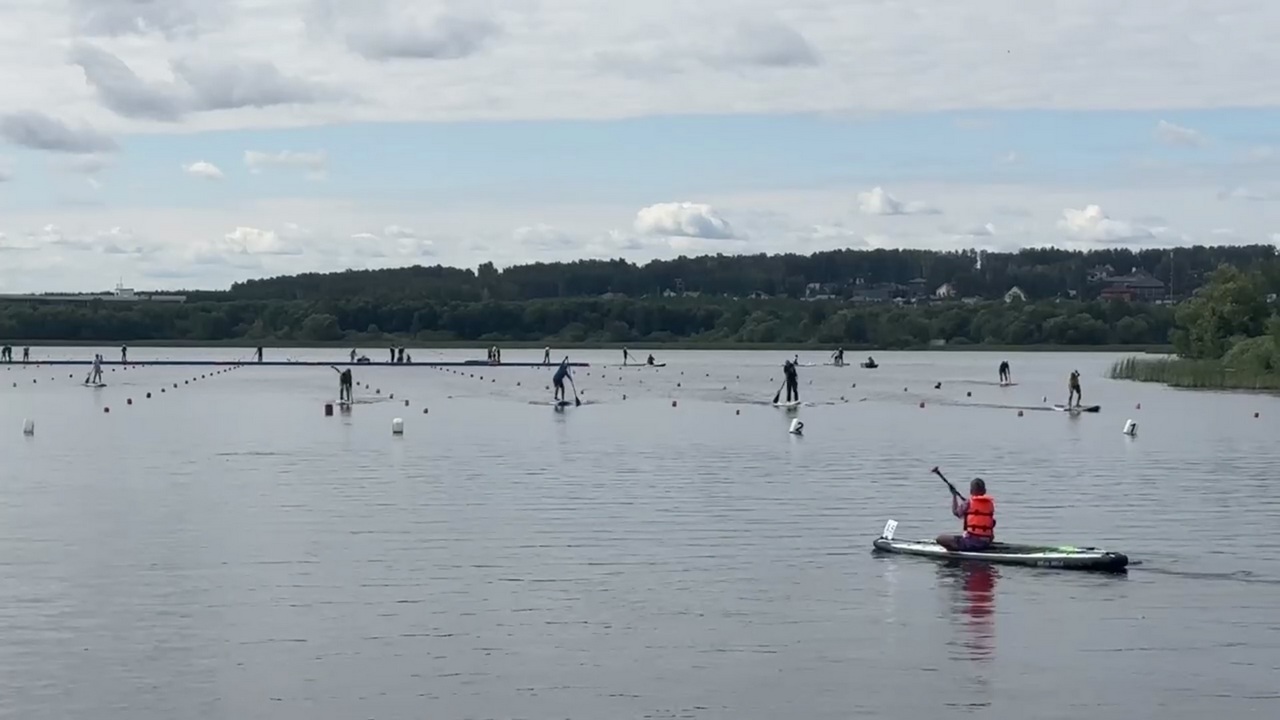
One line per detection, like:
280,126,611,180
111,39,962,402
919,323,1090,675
861,362,878,369
872,521,1128,572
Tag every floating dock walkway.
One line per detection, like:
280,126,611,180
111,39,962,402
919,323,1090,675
7,360,591,368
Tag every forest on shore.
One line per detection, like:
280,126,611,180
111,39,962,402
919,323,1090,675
3,245,1278,348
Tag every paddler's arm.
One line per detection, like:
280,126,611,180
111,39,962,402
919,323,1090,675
951,496,968,519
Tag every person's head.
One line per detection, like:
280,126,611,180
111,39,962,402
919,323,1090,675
970,478,987,496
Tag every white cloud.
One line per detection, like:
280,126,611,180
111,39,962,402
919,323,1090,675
1,2,1278,134
1,181,1275,292
857,187,939,216
244,150,328,178
1217,186,1276,201
0,111,116,154
634,202,737,239
1057,205,1155,243
1154,120,1205,147
183,160,224,180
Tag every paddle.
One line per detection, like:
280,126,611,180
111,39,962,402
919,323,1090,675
568,373,581,406
931,466,966,501
771,378,786,404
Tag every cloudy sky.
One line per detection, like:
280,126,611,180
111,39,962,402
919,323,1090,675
1,1,1278,292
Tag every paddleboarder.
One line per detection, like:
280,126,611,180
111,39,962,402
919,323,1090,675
832,347,845,366
553,357,571,403
332,366,353,403
999,360,1011,384
936,477,996,552
1068,369,1082,408
783,359,799,402
646,353,656,366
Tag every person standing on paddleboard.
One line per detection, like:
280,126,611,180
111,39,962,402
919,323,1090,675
936,478,995,552
999,360,1011,384
553,357,571,402
1068,370,1082,408
783,359,799,402
90,354,103,384
336,367,354,403
832,347,845,366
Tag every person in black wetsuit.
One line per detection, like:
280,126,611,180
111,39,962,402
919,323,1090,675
998,360,1011,384
783,359,799,402
332,366,353,402
553,357,571,402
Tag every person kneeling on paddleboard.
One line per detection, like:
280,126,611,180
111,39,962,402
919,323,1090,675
553,357,571,402
936,478,995,552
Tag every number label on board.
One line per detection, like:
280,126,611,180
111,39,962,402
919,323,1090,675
882,519,898,540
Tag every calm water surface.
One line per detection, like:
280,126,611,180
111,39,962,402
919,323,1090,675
2,348,1279,719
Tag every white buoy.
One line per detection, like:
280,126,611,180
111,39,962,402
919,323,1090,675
1123,419,1137,436
22,419,34,436
391,417,404,435
789,418,804,435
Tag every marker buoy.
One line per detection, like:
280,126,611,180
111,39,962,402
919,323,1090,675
1017,410,1024,417
422,408,428,414
966,391,972,397
1136,403,1141,410
103,407,110,413
789,418,803,435
671,400,677,407
919,401,925,408
391,417,404,435
404,400,409,406
146,392,151,398
735,409,740,415
1123,419,1137,436
324,403,334,416
22,419,34,436
126,398,132,405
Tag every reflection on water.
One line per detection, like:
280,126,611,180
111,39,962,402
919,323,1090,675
939,562,998,664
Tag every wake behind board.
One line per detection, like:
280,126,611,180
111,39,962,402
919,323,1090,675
1053,404,1100,413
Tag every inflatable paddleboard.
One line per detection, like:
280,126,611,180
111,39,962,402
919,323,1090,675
1053,404,1100,413
772,400,803,408
83,382,107,388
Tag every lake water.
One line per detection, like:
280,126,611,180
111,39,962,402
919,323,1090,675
2,347,1279,719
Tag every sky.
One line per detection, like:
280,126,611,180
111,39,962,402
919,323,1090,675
1,1,1279,293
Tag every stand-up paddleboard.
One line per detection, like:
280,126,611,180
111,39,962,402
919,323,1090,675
999,381,1017,387
83,382,107,388
1053,404,1100,413
823,362,847,367
552,400,573,408
773,400,803,408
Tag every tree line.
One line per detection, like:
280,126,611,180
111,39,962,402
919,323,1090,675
203,245,1280,303
0,294,1178,348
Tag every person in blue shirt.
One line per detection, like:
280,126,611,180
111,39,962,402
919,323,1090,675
553,357,571,402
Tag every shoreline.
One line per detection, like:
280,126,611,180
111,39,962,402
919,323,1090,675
4,339,1175,353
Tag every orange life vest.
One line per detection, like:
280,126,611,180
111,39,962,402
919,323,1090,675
964,494,996,539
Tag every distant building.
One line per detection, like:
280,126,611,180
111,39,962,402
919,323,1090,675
934,282,957,299
1102,272,1165,302
906,278,930,297
1004,286,1027,303
0,281,186,305
1087,264,1116,282
746,291,771,300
